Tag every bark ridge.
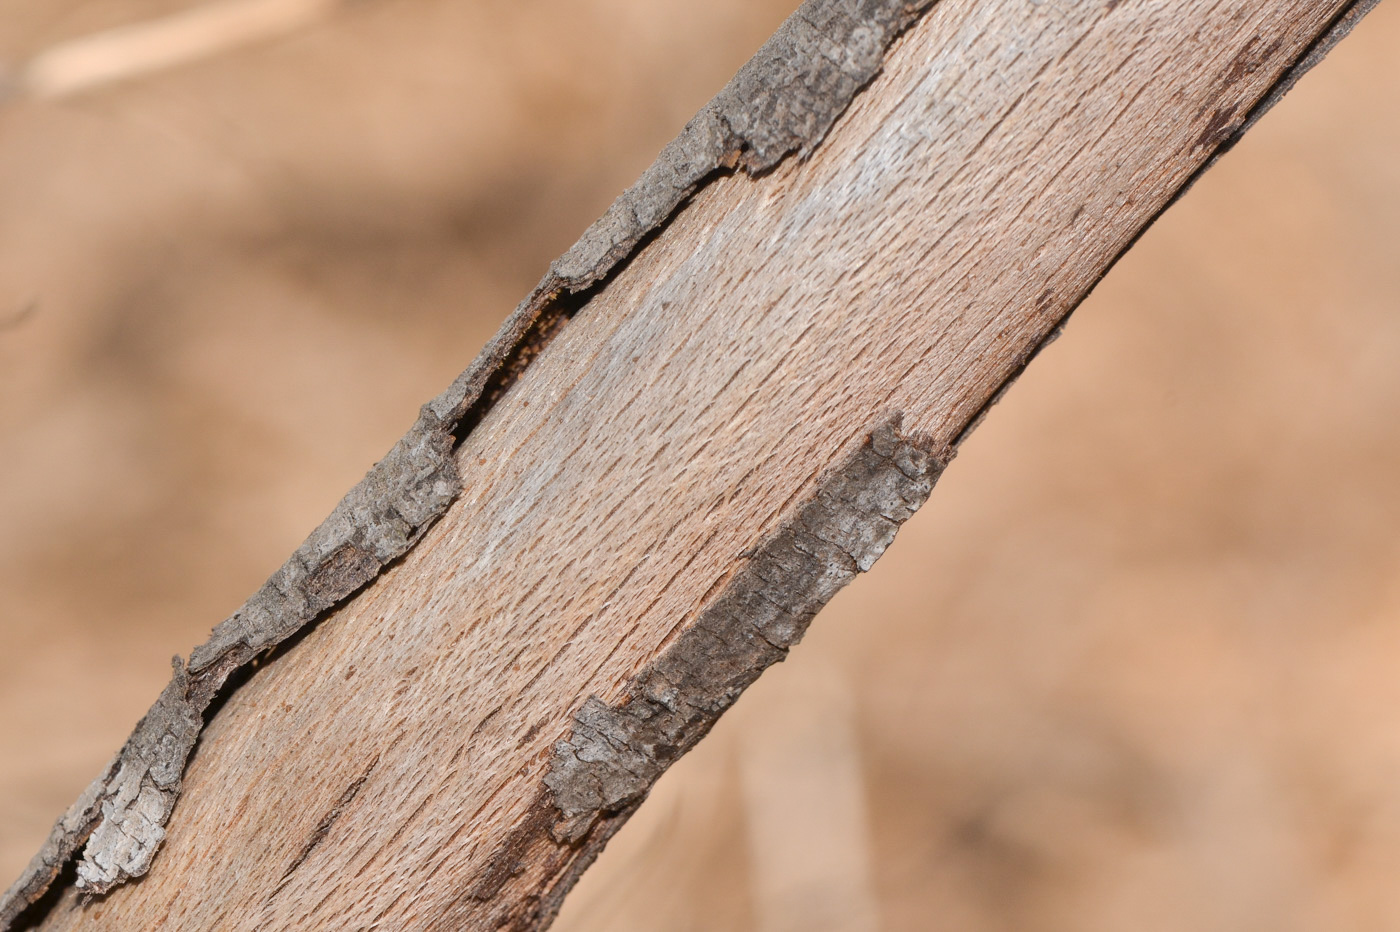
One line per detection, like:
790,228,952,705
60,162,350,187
0,0,941,925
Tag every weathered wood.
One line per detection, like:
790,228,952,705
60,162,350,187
5,0,1375,928
2,1,938,918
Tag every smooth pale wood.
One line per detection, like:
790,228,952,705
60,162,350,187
35,1,1353,928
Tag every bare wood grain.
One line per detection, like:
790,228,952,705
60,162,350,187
3,4,941,919
23,0,1369,928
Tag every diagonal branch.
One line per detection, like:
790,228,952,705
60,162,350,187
3,0,1381,928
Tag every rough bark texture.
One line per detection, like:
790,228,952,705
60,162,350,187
544,418,944,838
450,417,947,930
3,0,1382,929
0,0,937,924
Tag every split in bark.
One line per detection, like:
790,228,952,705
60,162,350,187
1,0,1382,928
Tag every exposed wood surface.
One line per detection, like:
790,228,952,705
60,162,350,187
3,3,939,917
19,0,1366,928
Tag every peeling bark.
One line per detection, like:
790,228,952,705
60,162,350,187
0,0,943,924
1,0,1383,926
545,417,945,843
438,417,947,931
533,418,945,912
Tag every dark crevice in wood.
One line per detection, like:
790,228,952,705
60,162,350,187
270,753,383,898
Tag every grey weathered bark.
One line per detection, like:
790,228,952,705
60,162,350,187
1,0,1381,929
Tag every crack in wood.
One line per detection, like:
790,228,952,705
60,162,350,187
0,1,947,925
542,416,947,843
270,753,382,898
0,0,1383,925
444,416,949,931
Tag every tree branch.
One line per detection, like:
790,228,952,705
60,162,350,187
3,0,1379,928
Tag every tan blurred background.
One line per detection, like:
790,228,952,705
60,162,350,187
0,2,1397,929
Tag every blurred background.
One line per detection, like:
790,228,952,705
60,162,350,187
1,2,1397,929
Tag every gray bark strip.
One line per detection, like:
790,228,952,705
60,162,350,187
545,417,945,844
0,0,941,925
0,0,1382,925
520,417,946,928
435,416,948,932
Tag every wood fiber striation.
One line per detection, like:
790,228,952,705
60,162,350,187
544,418,947,842
2,0,1382,926
0,0,942,925
455,418,948,931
